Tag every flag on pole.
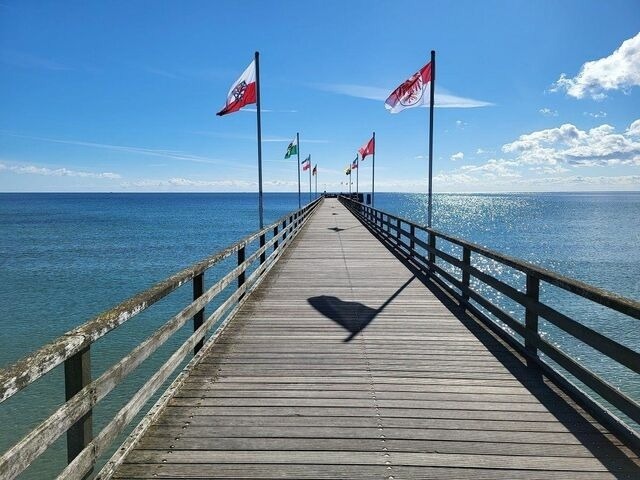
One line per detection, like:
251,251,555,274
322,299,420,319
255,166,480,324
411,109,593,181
312,164,317,176
384,60,432,114
358,136,375,160
284,136,298,159
301,155,311,171
216,60,257,116
351,157,358,170
345,166,351,175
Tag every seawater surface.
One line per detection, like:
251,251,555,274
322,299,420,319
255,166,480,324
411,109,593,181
1,192,639,478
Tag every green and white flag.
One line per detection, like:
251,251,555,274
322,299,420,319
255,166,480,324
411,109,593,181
284,137,298,159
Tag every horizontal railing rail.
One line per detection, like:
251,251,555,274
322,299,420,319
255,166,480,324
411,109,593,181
339,195,640,448
0,196,323,480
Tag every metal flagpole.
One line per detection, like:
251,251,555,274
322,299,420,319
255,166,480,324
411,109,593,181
356,156,359,198
296,132,301,209
428,50,435,228
349,170,352,195
315,168,317,199
255,51,264,228
372,131,376,208
308,155,312,203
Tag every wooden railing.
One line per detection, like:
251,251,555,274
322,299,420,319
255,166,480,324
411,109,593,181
339,195,640,448
0,197,323,480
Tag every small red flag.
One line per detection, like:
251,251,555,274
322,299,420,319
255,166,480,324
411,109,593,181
385,61,432,114
358,137,375,160
216,60,257,116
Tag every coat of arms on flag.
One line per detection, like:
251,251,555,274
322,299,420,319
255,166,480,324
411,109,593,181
284,137,298,159
216,60,257,116
385,61,432,114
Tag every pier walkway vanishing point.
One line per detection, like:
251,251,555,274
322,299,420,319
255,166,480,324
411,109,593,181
1,197,639,479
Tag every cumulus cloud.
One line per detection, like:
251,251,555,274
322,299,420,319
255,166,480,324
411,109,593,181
0,162,120,179
502,120,640,167
539,108,558,117
435,119,640,191
450,152,464,161
551,32,640,99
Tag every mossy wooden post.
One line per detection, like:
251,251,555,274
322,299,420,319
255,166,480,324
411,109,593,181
64,346,92,465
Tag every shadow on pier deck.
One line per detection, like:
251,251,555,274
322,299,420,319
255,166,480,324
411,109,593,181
113,198,639,479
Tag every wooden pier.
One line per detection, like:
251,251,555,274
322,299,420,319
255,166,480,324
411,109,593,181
1,197,639,479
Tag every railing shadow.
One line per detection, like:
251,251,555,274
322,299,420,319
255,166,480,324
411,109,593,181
352,211,640,476
308,276,415,342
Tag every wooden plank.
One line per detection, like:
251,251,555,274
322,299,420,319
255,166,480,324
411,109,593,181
113,463,619,480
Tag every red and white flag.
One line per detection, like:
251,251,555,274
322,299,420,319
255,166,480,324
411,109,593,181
216,60,257,116
358,137,375,160
385,61,432,114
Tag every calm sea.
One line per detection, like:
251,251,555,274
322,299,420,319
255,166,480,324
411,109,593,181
1,192,639,478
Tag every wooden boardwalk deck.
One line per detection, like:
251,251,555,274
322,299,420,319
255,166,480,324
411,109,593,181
114,198,639,479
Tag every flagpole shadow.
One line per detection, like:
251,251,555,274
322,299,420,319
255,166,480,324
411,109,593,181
307,276,414,342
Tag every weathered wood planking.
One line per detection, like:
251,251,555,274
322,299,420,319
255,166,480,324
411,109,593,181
113,198,639,479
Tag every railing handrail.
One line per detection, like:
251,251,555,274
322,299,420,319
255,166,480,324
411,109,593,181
0,196,323,480
339,195,639,448
0,198,322,403
339,196,640,319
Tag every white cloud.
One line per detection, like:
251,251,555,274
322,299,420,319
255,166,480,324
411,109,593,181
0,132,241,166
122,178,298,190
584,111,607,118
458,159,521,178
450,152,464,161
313,83,493,108
1,49,68,71
433,119,640,191
241,108,298,113
552,32,640,99
502,120,640,167
626,119,640,137
539,108,558,117
0,162,120,179
529,165,570,175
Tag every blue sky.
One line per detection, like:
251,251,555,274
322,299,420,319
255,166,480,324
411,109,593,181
1,0,639,192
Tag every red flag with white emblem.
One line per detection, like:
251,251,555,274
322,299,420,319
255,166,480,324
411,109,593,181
385,61,432,114
216,60,257,116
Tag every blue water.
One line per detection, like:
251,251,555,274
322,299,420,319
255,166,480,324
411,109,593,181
1,192,639,478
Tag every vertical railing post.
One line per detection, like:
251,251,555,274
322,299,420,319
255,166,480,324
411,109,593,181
64,346,92,465
259,233,266,265
237,245,246,293
525,274,540,361
410,224,415,254
428,231,436,269
273,225,279,253
193,272,204,354
396,218,401,242
462,246,471,304
282,219,287,243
